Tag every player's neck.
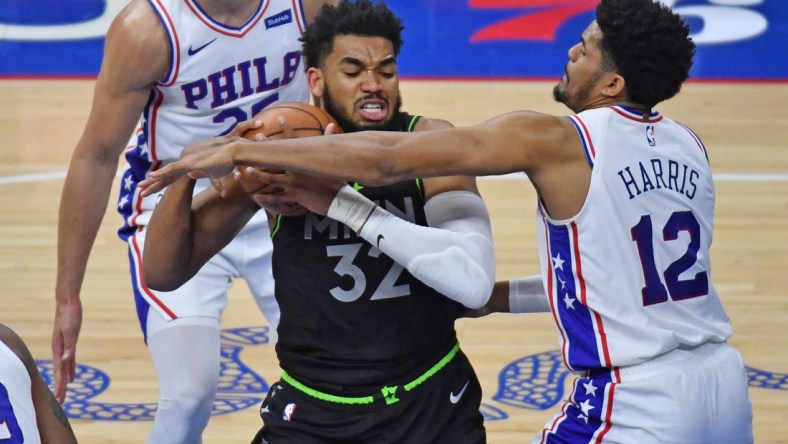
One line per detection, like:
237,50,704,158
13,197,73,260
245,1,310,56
582,97,650,114
195,0,261,26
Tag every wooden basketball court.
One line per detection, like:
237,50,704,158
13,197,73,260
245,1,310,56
1,79,785,442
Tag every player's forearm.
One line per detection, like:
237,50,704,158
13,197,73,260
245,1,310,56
470,276,549,316
142,177,199,291
327,186,495,308
231,122,522,186
486,281,511,313
56,160,118,304
231,131,416,186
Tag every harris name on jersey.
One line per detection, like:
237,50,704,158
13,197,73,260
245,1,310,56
617,158,701,201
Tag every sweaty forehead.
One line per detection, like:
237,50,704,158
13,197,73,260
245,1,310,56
329,35,395,65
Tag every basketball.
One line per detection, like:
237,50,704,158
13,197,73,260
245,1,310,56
237,102,341,216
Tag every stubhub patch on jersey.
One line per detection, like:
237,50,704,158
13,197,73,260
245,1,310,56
0,0,784,79
265,9,292,30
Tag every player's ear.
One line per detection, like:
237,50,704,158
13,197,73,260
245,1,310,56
600,72,626,99
307,67,325,98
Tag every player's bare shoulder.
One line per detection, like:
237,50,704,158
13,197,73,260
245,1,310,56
109,0,165,42
486,110,583,166
102,0,169,86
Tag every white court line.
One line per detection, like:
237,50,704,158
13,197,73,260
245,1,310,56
0,170,787,186
481,172,788,182
0,171,68,185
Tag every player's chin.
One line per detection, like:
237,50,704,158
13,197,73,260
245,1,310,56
355,119,392,131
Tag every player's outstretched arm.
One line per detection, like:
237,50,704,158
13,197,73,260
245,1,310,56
1,324,78,443
53,0,169,404
142,110,574,194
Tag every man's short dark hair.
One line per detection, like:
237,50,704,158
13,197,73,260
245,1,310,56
301,0,404,69
596,0,696,109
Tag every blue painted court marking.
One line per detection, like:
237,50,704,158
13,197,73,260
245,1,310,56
480,402,509,421
493,350,568,411
37,326,272,421
747,367,788,391
33,325,788,422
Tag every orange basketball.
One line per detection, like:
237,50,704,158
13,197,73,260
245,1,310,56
237,102,341,216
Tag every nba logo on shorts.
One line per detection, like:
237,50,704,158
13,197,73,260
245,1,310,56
283,403,297,421
646,125,656,147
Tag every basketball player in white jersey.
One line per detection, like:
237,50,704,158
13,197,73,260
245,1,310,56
1,323,77,444
142,0,755,441
53,0,335,442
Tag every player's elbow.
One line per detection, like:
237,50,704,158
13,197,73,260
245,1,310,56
462,277,494,310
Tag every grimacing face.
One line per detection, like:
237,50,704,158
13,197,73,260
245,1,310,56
553,21,607,113
314,34,402,133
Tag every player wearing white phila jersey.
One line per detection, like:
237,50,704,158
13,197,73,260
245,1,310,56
54,0,334,442
535,105,751,443
119,0,311,331
541,105,730,370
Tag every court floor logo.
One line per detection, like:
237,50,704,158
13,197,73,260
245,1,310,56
36,326,787,421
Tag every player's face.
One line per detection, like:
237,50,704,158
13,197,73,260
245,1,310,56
553,21,608,113
316,35,401,132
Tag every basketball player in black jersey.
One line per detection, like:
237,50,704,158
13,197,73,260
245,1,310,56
143,1,494,442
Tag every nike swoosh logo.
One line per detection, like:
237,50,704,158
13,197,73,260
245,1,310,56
376,234,385,249
187,37,217,56
449,380,470,404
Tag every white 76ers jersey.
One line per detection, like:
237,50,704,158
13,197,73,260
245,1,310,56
0,341,40,444
537,105,732,372
118,0,309,238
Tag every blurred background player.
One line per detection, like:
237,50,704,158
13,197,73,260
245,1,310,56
142,0,755,442
1,322,77,444
143,1,495,442
52,0,335,442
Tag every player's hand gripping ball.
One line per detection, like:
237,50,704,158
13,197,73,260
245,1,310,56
237,102,341,216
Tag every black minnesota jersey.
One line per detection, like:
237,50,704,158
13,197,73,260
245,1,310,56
270,113,464,391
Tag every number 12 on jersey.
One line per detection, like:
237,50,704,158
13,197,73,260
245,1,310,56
631,211,709,306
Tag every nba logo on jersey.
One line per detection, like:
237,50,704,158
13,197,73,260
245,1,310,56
283,402,297,421
646,125,656,147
